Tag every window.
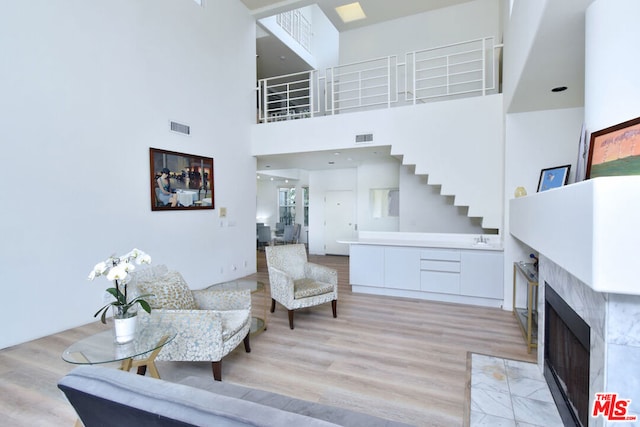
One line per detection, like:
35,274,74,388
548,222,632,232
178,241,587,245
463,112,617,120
303,186,309,226
278,187,296,224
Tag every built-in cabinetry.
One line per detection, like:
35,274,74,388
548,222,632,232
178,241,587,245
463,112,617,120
350,244,504,308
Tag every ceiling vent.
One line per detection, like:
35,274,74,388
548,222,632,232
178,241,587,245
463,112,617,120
355,133,373,143
170,121,190,136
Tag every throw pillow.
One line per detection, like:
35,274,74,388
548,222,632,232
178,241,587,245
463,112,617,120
137,271,198,310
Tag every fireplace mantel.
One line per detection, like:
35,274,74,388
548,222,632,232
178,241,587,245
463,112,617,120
510,176,640,295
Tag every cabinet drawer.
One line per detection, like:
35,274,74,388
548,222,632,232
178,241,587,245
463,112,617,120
421,271,460,294
420,260,461,273
420,249,460,261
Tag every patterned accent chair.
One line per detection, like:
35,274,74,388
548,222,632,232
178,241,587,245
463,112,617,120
132,266,251,381
265,244,337,329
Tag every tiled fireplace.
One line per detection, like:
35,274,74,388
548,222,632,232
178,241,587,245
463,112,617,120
510,177,640,426
538,255,640,427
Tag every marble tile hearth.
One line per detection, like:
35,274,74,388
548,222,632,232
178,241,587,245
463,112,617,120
469,353,563,427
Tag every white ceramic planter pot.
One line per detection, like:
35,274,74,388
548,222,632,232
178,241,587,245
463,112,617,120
112,306,138,344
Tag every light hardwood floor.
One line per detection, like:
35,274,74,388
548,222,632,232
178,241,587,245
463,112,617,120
0,251,535,426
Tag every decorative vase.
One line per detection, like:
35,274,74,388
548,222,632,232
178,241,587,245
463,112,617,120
112,305,138,344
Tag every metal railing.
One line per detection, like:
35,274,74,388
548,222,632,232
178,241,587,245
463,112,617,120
276,9,312,53
257,37,501,123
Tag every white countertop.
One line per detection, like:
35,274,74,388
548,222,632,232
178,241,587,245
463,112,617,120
339,232,503,251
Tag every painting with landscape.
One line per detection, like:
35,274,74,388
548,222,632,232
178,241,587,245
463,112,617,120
587,116,640,179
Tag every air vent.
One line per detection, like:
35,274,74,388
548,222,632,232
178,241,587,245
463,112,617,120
170,121,190,136
355,133,373,143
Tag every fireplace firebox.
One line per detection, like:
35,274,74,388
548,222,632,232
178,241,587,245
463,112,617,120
544,284,591,426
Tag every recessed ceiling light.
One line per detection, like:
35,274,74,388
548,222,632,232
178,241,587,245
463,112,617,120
328,161,335,165
551,86,568,92
336,2,366,23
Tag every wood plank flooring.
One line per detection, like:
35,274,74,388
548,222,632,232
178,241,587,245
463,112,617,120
0,251,535,426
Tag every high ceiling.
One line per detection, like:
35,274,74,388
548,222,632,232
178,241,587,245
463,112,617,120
246,0,594,178
242,0,474,32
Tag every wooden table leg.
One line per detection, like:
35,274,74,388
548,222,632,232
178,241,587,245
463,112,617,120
120,335,169,379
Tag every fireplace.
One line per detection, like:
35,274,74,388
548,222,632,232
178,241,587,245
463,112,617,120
544,284,590,427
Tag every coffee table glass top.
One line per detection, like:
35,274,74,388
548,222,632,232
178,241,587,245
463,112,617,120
62,323,175,365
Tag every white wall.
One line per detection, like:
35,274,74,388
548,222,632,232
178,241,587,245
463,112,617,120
502,0,547,111
0,0,256,349
585,0,640,132
339,0,502,63
503,107,584,309
256,178,280,227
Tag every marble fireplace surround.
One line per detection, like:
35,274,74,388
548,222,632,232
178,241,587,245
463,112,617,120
510,177,640,426
538,256,640,427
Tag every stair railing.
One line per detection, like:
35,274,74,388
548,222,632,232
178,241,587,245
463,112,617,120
256,36,501,123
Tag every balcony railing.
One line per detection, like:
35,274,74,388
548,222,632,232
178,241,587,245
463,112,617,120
257,37,502,123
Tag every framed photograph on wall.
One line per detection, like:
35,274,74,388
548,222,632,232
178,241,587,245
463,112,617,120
537,165,571,192
586,116,640,179
150,147,214,211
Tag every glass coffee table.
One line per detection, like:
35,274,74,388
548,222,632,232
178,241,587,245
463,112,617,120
62,323,175,379
207,279,268,334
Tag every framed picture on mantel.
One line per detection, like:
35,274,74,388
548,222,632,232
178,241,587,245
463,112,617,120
150,147,214,211
537,165,571,192
586,116,640,179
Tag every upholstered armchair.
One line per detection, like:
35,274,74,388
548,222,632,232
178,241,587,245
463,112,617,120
132,266,251,381
265,244,337,329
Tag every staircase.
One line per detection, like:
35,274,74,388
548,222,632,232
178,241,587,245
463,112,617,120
385,94,504,231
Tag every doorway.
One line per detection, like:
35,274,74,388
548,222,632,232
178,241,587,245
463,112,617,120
323,190,355,255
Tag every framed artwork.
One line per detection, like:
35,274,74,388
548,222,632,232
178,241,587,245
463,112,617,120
150,147,214,211
537,165,571,192
586,116,640,179
575,122,588,183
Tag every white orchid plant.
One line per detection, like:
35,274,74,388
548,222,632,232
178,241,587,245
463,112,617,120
88,248,153,323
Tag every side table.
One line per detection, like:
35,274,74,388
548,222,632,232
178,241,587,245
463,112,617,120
207,279,268,334
62,323,175,379
512,261,539,353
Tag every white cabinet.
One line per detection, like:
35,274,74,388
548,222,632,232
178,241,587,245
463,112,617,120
460,251,504,299
350,245,384,286
420,249,460,294
385,247,420,290
349,243,504,307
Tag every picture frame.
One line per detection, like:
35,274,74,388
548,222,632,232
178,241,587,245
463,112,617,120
574,122,588,183
150,147,214,211
537,165,571,192
586,116,640,179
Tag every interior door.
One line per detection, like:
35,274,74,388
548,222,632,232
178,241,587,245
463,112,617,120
324,190,355,255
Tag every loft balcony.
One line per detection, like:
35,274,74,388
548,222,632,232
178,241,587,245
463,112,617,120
256,36,502,124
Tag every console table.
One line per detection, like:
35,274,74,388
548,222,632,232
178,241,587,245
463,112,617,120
512,261,538,353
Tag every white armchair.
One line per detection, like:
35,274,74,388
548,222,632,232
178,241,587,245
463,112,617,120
133,266,251,381
265,244,337,329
